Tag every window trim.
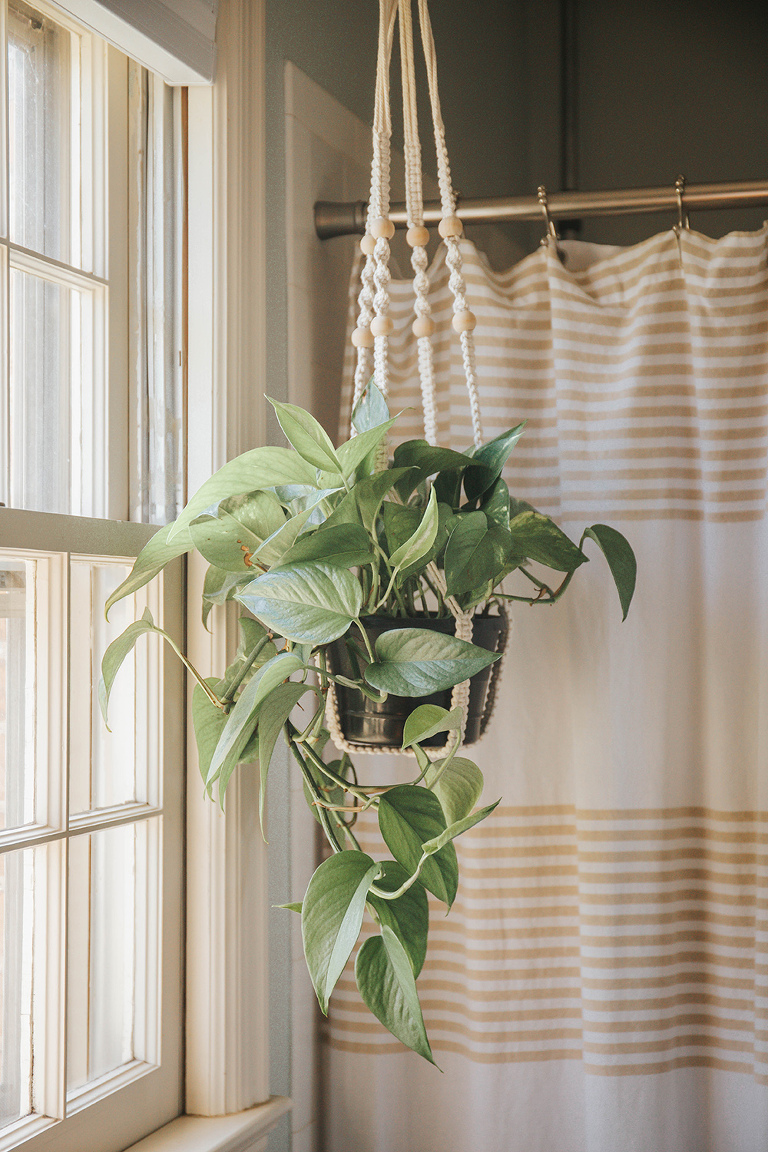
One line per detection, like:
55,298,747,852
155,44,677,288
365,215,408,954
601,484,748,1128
183,0,275,1127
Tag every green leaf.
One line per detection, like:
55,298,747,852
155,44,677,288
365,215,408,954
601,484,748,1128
421,799,501,855
221,489,287,540
99,608,158,725
302,850,381,1013
268,398,343,473
355,927,435,1063
401,704,462,749
365,628,500,697
253,505,318,568
392,440,478,499
582,524,637,621
444,512,516,596
367,861,429,977
206,652,303,789
479,477,511,530
202,566,252,626
433,467,463,510
169,446,317,541
278,902,303,914
354,469,415,534
192,678,229,786
463,422,526,502
380,503,421,555
257,681,313,836
378,785,458,907
105,524,192,618
278,523,374,569
190,503,282,574
508,510,588,572
235,562,363,644
423,756,485,825
336,416,398,477
352,378,390,434
388,487,438,574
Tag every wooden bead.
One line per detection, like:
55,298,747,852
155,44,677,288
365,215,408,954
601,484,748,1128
412,316,435,338
452,309,476,333
370,315,394,337
438,215,463,238
360,233,376,256
351,326,374,348
406,224,430,248
370,216,395,240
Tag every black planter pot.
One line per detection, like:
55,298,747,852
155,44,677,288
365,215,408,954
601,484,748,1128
327,613,507,749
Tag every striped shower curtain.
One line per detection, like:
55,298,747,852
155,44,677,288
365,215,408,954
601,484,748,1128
322,226,768,1152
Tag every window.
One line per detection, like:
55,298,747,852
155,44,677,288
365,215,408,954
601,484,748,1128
0,3,185,1149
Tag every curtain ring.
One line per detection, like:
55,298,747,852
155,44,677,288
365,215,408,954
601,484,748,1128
538,185,560,247
675,174,690,233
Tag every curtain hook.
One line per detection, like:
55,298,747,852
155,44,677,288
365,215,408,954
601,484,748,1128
675,174,690,233
538,185,560,247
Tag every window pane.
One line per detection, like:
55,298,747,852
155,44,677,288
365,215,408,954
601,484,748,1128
8,1,75,264
0,848,34,1128
9,268,95,515
70,561,144,814
0,560,35,831
67,819,158,1094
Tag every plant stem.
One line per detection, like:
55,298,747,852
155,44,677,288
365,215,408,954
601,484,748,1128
221,632,273,703
352,619,376,663
287,734,343,853
496,569,575,605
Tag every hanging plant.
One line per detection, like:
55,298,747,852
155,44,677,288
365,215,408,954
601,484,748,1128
100,382,635,1062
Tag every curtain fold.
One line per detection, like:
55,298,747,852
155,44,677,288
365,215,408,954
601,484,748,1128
325,226,768,1152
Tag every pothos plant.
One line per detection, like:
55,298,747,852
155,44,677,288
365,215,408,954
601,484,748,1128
100,381,636,1064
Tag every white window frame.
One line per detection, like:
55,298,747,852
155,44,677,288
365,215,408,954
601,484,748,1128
128,0,288,1148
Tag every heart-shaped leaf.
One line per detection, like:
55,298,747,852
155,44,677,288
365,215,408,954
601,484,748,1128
105,524,192,617
365,628,500,697
582,524,637,620
378,785,458,907
355,927,435,1063
236,562,363,644
508,510,588,572
169,446,317,541
269,398,343,473
444,512,516,596
302,850,380,1013
424,755,485,825
367,861,429,977
401,704,462,749
463,422,526,502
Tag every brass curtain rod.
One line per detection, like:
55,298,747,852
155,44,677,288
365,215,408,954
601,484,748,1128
314,179,768,240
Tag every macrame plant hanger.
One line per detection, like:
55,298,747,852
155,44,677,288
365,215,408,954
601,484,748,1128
326,0,507,758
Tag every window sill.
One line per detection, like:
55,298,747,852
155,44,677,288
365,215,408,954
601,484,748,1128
124,1098,291,1152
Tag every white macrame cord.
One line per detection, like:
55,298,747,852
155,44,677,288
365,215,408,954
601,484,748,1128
336,0,497,758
